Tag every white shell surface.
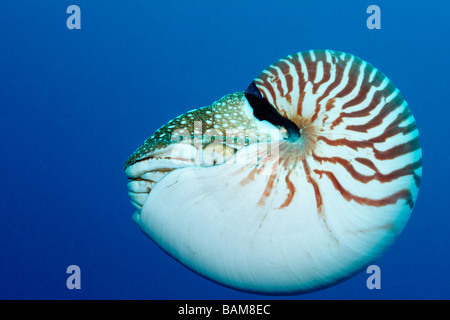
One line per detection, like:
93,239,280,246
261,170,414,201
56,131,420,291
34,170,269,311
136,143,411,294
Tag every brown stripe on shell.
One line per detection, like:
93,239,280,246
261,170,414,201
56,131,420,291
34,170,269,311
314,169,414,209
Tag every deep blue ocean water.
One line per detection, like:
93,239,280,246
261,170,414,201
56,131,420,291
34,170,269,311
0,0,449,300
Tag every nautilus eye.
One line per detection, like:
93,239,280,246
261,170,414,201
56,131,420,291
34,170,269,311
124,50,422,295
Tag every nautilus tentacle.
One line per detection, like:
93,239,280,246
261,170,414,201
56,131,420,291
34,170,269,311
125,50,422,295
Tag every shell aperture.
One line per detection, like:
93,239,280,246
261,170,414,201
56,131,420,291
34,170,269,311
125,50,422,295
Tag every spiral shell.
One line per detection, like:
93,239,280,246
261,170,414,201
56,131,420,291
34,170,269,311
125,50,422,295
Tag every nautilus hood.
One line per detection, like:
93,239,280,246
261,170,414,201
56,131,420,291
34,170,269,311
124,50,422,295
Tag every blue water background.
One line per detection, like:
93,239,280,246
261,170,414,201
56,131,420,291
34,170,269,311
0,0,449,299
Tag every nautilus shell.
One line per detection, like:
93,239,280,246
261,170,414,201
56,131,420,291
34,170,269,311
125,50,422,295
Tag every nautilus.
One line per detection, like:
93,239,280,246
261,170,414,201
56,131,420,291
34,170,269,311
125,50,422,295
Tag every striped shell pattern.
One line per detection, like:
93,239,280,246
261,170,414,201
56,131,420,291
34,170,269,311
125,50,422,295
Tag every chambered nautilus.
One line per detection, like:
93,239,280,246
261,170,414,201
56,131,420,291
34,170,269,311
125,50,422,295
